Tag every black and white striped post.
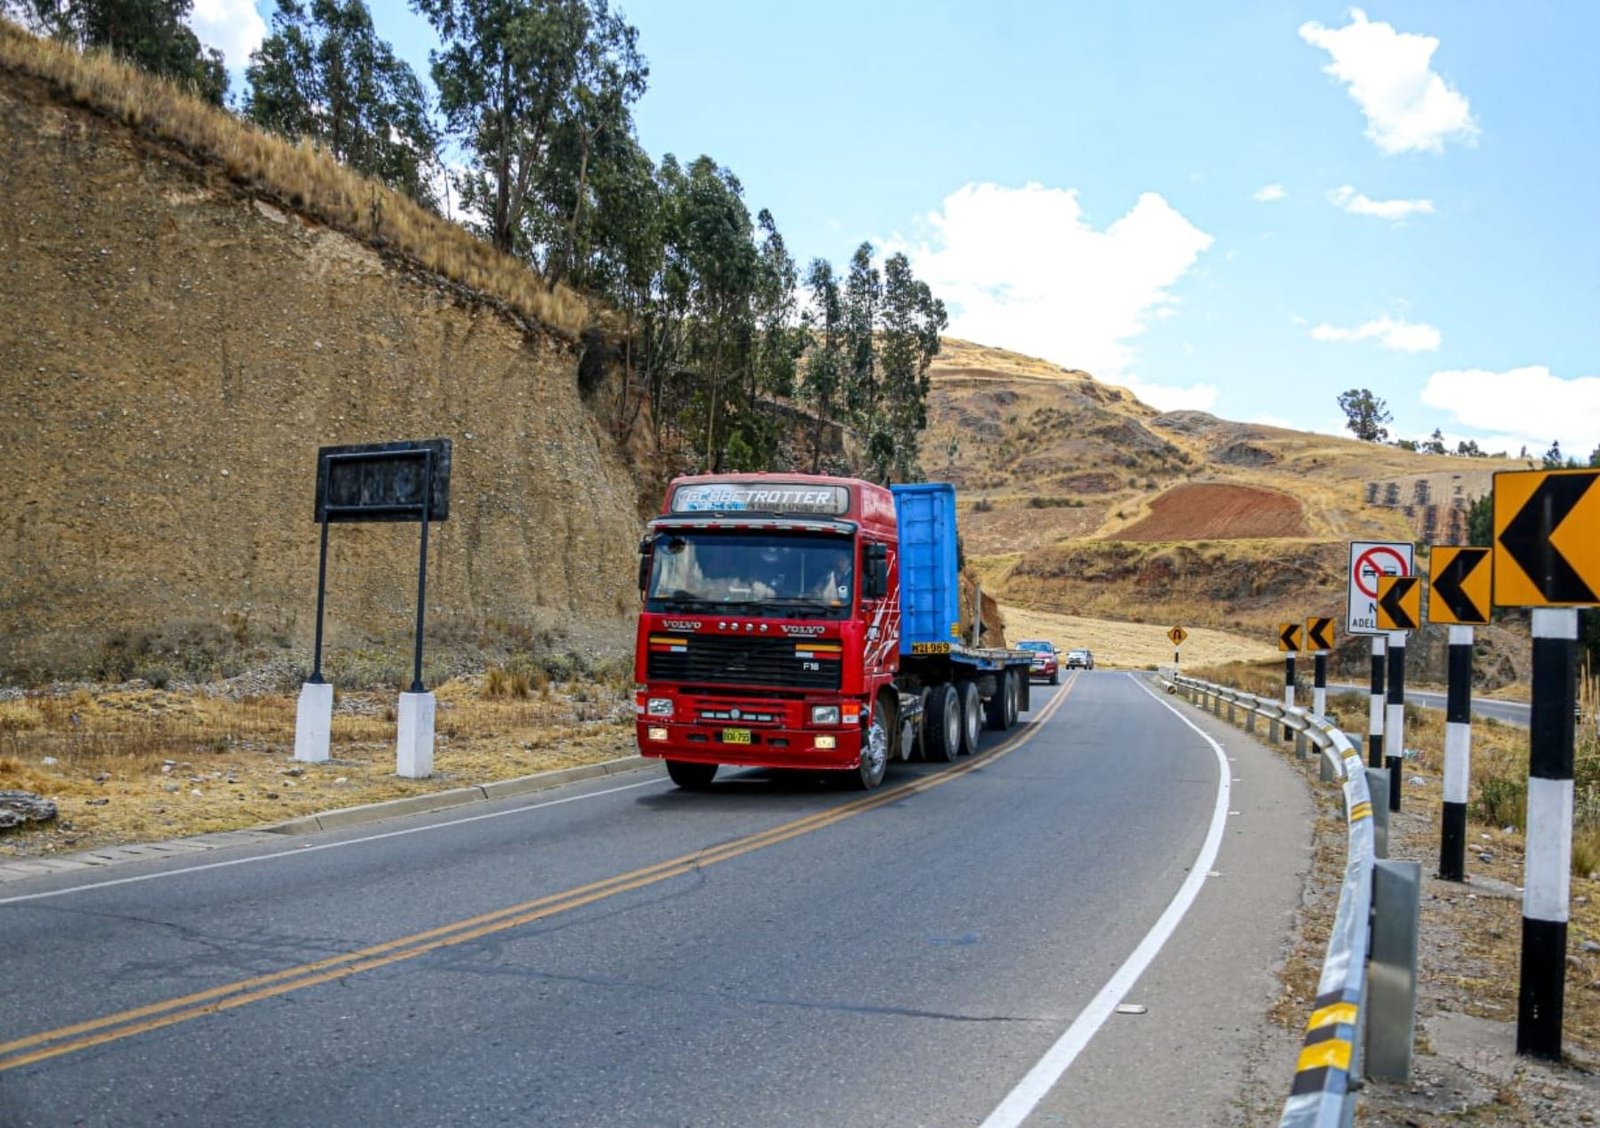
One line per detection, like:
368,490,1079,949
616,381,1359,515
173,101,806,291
1368,636,1386,768
1385,631,1406,812
1284,653,1295,713
1518,607,1578,1059
1313,651,1327,719
1440,625,1473,882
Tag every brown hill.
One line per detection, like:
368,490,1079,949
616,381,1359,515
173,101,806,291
924,339,1536,685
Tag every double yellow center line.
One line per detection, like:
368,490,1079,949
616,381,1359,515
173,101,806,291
1,674,1076,1071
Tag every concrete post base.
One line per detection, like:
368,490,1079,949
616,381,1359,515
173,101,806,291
396,691,436,779
294,681,333,763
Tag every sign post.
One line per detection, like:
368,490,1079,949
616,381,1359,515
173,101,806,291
1493,468,1599,1060
1305,616,1335,720
1277,622,1301,730
1348,541,1414,769
1375,574,1421,813
1167,625,1187,668
1429,545,1492,883
296,439,452,778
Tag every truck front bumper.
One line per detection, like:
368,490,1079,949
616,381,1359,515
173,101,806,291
635,717,865,772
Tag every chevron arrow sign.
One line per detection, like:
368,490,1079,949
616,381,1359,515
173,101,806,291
1304,616,1335,651
1492,469,1600,607
1376,575,1422,631
1429,546,1491,625
1277,623,1302,652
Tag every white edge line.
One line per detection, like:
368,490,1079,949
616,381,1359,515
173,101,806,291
980,673,1233,1128
0,777,667,907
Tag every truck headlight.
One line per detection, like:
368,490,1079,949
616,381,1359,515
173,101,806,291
810,704,840,725
647,697,674,717
647,726,669,742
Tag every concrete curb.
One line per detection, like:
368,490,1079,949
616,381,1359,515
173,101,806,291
262,755,657,835
0,756,658,885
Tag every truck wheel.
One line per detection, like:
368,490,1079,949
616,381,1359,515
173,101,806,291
922,684,960,763
1003,670,1020,728
849,700,889,789
957,681,982,756
984,673,1008,731
665,760,717,789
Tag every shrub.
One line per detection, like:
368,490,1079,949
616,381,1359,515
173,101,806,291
1471,774,1526,830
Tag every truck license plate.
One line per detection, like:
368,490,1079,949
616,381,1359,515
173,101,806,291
720,728,752,745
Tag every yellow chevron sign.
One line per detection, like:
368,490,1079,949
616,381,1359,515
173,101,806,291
1376,574,1422,631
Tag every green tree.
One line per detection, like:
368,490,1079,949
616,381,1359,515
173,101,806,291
874,251,946,482
418,0,645,262
799,258,844,473
1421,428,1447,455
245,0,439,206
840,242,881,469
1455,439,1483,457
8,0,226,102
1589,443,1600,468
1542,440,1564,468
1337,388,1392,442
1465,494,1493,546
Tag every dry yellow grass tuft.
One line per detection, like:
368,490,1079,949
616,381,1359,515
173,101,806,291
0,675,635,858
0,19,591,342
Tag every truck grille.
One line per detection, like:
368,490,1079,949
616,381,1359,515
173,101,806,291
648,635,842,690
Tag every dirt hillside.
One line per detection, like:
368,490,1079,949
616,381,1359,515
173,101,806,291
0,65,640,680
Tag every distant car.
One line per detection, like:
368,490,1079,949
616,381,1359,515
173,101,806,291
1064,648,1094,670
1016,639,1060,685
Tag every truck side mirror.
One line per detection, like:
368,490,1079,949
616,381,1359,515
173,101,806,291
637,537,653,597
863,542,889,600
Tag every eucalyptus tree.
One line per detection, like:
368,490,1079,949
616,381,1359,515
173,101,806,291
245,0,439,207
799,258,844,473
6,0,226,102
840,242,880,468
417,0,645,264
874,251,947,482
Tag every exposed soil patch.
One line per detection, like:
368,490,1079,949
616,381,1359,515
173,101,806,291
1119,482,1309,541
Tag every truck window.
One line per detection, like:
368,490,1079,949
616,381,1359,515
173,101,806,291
645,533,855,618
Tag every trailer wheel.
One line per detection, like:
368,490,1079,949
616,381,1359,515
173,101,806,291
848,699,889,789
922,684,960,763
665,760,717,789
957,681,982,756
984,672,1008,731
1004,670,1020,728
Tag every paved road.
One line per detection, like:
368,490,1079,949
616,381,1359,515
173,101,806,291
0,672,1311,1127
1327,681,1531,727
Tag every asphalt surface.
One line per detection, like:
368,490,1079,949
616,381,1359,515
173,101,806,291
0,672,1314,1127
1326,681,1531,727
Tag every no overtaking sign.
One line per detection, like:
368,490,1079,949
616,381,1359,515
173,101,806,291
1347,540,1414,636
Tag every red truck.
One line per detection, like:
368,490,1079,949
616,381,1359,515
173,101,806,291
633,473,1035,789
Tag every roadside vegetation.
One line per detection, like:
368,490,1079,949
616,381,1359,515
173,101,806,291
1187,656,1600,1061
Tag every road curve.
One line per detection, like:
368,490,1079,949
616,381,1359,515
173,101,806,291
0,671,1312,1127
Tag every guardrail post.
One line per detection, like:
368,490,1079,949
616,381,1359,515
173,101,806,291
1227,699,1236,724
1365,768,1390,859
1319,748,1336,782
1294,727,1308,760
1213,693,1223,717
1367,859,1421,1081
1246,708,1257,736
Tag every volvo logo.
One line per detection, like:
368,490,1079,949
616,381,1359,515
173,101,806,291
662,619,702,631
781,625,826,636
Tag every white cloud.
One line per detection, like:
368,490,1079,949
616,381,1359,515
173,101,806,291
1421,366,1600,457
1328,185,1435,220
891,182,1214,394
188,0,268,68
1253,184,1287,202
1310,315,1441,353
1113,377,1219,413
1299,8,1478,155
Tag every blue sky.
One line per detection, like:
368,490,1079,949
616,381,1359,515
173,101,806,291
193,2,1599,460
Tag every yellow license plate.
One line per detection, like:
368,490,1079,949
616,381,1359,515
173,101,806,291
720,728,752,745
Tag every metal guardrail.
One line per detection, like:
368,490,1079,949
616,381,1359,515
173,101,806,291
1157,671,1414,1128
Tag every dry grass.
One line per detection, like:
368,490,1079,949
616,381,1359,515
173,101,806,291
0,19,590,341
1190,660,1600,1056
0,674,634,857
999,604,1276,669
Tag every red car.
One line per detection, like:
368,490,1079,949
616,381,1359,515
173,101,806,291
1017,639,1060,685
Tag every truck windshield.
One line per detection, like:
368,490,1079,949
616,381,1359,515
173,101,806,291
645,532,854,618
